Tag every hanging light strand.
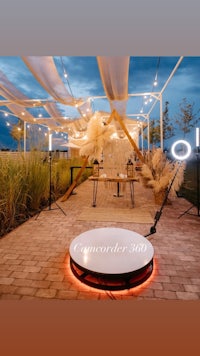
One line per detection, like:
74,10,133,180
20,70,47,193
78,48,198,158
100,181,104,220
60,56,75,99
152,57,160,89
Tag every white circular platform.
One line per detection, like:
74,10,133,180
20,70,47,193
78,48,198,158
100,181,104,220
69,228,154,290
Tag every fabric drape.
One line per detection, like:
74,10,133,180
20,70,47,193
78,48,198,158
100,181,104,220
97,56,130,117
22,56,83,106
0,70,43,107
6,104,35,123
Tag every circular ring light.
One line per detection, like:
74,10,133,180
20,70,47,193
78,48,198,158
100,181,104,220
171,140,191,161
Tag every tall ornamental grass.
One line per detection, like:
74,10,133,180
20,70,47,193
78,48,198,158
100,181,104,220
0,153,91,237
0,157,28,235
25,152,49,210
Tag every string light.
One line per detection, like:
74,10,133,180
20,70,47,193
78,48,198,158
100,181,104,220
137,57,160,115
153,57,160,87
60,56,74,98
153,75,158,86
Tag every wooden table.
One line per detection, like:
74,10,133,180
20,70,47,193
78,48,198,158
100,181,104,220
88,176,139,207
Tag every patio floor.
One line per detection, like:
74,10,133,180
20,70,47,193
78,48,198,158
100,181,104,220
0,176,200,300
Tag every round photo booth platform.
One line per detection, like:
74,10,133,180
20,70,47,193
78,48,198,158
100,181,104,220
69,227,154,291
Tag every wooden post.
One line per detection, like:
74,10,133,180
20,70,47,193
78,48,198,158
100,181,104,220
60,155,89,202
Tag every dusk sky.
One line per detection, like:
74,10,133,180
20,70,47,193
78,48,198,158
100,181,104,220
0,56,200,150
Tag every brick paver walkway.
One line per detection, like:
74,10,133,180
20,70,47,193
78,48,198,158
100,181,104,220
0,176,200,300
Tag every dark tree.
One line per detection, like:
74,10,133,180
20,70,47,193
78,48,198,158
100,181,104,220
175,98,199,138
163,101,175,141
144,118,160,147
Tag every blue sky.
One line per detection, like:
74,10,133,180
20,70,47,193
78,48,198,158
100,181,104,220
0,56,200,150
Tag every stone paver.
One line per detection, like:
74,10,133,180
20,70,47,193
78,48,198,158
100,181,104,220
0,176,200,300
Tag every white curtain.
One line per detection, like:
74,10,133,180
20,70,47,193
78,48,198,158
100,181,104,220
97,56,130,116
6,104,35,123
0,69,42,107
22,56,83,106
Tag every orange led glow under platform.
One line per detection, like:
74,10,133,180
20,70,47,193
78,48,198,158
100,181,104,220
65,254,157,295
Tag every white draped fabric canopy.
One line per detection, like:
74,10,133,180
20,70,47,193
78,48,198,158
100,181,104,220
0,56,145,152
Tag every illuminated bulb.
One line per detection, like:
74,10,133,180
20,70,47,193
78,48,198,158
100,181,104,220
45,133,47,136
75,104,78,108
39,127,41,131
6,122,10,126
61,133,63,136
64,72,68,78
4,113,8,117
144,101,148,105
27,125,30,128
153,79,158,86
86,108,90,112
149,97,153,102
140,109,143,113
83,114,86,117
38,113,42,117
21,112,25,116
17,128,21,131
64,136,67,139
111,133,118,139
